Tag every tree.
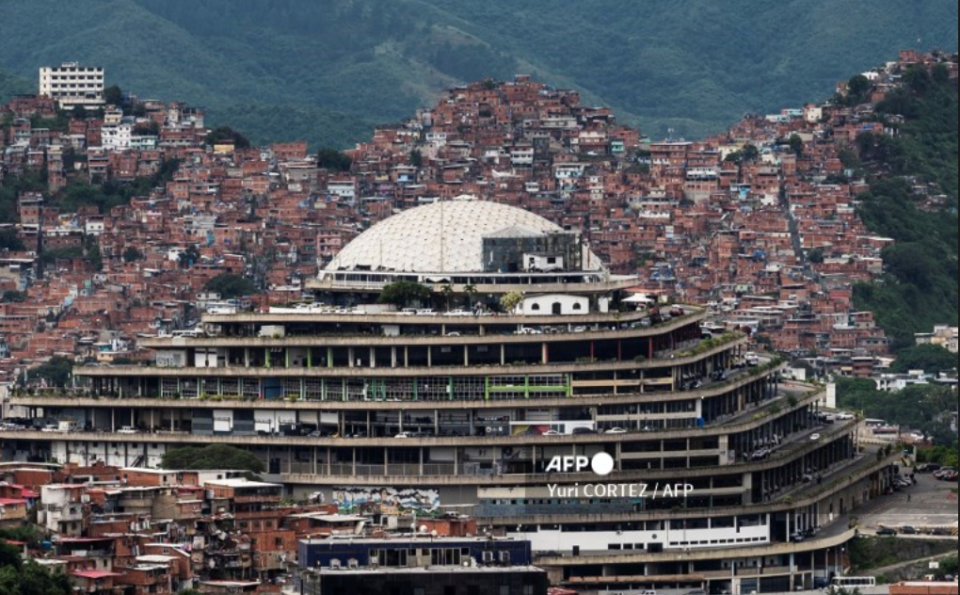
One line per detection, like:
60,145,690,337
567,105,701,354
205,126,250,149
439,283,454,311
847,74,871,102
315,148,352,172
2,290,26,303
161,444,265,474
410,149,423,168
122,246,144,263
378,281,432,308
903,65,931,95
891,344,958,374
104,85,124,107
28,355,73,388
0,229,24,251
806,248,825,264
500,291,524,314
741,144,760,162
178,245,201,269
0,525,44,549
71,104,87,120
463,284,478,307
18,560,74,595
133,121,159,136
0,542,21,574
788,134,804,157
204,273,256,299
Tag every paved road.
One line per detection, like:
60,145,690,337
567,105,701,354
857,474,958,535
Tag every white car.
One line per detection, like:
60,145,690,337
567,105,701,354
836,413,856,421
394,432,412,439
542,430,561,436
117,426,139,434
810,433,822,441
444,309,472,317
605,427,628,434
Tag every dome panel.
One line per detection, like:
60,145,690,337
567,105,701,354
326,199,601,274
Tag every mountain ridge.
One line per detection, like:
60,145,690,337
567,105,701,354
0,0,956,147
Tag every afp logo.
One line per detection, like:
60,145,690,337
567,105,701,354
544,452,615,476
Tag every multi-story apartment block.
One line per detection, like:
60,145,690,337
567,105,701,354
3,199,899,594
39,62,105,110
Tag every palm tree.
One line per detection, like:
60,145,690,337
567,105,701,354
440,283,455,312
463,284,478,308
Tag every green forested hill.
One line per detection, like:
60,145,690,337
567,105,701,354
0,68,31,104
0,0,956,147
853,68,959,350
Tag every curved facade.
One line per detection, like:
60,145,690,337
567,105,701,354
1,203,897,594
326,198,603,274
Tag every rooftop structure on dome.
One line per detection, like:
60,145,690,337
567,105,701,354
321,197,603,277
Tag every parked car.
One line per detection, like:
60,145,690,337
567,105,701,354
876,527,898,536
542,430,561,436
934,468,956,480
836,412,856,421
572,427,596,435
605,427,628,435
809,433,822,441
117,426,139,434
900,526,919,535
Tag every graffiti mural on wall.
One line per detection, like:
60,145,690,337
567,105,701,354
333,486,441,514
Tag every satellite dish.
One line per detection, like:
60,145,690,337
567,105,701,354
419,525,429,534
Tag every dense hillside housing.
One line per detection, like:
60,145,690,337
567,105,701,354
2,200,901,593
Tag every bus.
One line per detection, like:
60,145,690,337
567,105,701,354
831,576,877,589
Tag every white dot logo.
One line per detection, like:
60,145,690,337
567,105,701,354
591,452,615,477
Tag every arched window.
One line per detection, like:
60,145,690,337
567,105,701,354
572,302,583,311
531,303,541,311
